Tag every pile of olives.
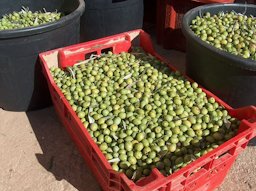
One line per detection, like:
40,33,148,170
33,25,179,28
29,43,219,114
50,48,240,181
190,12,256,61
0,7,62,30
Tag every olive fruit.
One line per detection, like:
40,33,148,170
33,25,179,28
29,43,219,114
190,12,256,61
0,7,62,30
50,48,240,181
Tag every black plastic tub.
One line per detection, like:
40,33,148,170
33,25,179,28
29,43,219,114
182,3,256,108
80,0,143,42
0,0,85,111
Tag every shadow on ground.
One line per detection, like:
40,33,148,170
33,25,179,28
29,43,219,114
26,107,100,191
248,137,256,146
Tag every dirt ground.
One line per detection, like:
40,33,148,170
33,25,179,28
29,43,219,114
0,46,255,191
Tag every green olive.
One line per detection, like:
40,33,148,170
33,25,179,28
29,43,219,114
190,12,256,61
0,7,63,30
50,48,240,180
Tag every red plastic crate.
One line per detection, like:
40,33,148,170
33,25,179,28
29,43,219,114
39,30,256,191
156,0,234,51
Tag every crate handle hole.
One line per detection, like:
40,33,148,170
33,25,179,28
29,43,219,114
248,118,256,124
188,167,203,177
218,151,229,159
101,47,113,54
85,51,98,60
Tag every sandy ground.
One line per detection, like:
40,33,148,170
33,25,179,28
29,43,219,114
0,44,255,191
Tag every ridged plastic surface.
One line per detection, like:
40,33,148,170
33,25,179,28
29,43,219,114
40,30,256,191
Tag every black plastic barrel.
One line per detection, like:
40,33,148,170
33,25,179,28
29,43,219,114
182,4,256,108
0,0,85,111
80,0,143,42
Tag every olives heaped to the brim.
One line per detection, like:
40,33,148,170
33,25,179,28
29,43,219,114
0,7,62,30
50,48,240,181
190,12,256,61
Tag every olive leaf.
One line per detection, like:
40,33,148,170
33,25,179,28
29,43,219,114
34,17,38,25
126,83,134,89
159,150,168,159
88,106,95,124
191,155,197,162
224,117,231,128
74,57,98,66
112,134,118,141
105,116,112,120
66,67,75,79
131,171,137,180
123,73,132,80
108,158,120,163
122,121,127,130
89,54,97,59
